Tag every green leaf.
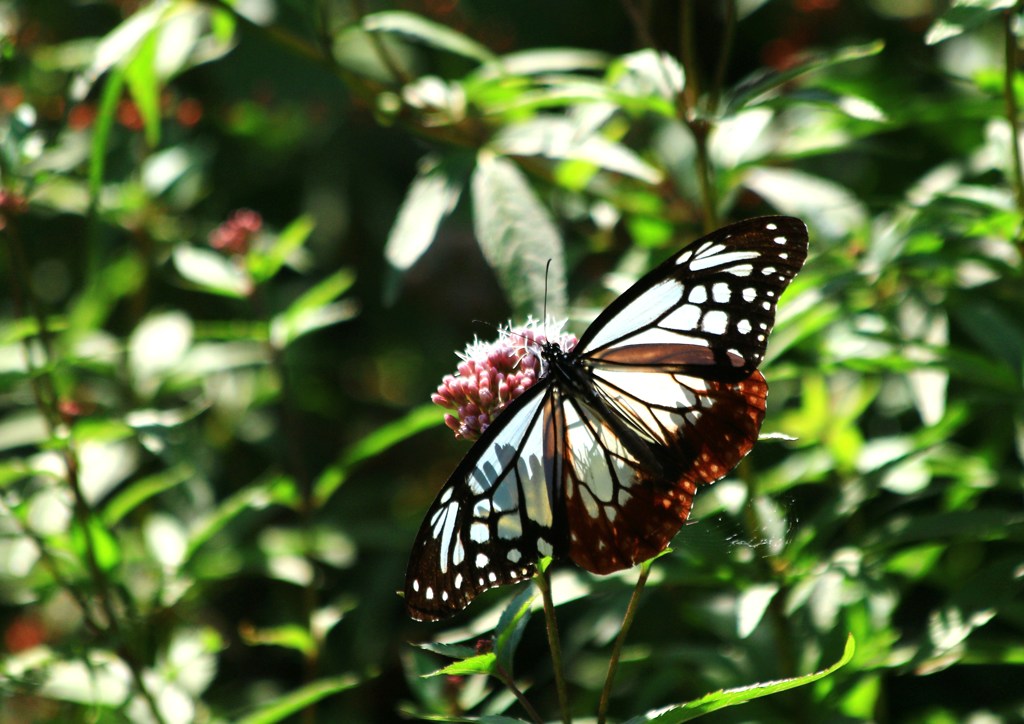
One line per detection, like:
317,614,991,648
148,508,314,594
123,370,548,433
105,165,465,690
726,40,885,114
101,464,194,526
71,515,122,572
493,585,537,675
314,404,442,505
240,623,316,656
490,118,663,185
414,641,479,660
123,24,161,147
427,652,498,677
89,62,127,199
249,214,317,284
624,634,856,723
384,155,465,272
470,152,567,318
362,11,497,65
476,47,609,78
270,269,358,349
185,475,299,563
925,0,1016,45
234,674,362,724
172,245,252,299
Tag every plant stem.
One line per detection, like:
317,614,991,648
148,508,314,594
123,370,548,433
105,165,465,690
709,0,737,114
677,0,719,230
495,664,544,724
535,565,571,724
1004,4,1024,225
597,560,654,724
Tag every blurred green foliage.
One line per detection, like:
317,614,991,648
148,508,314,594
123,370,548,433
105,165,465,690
1,0,1023,722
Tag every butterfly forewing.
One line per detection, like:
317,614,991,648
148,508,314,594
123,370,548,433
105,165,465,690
405,216,807,620
580,216,808,378
405,382,566,621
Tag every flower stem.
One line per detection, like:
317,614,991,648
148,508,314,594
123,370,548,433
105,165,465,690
535,563,571,724
597,559,654,724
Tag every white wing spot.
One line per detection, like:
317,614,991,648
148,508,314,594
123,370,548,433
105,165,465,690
452,536,465,566
412,579,420,592
455,573,463,589
488,571,497,583
737,319,753,334
762,301,771,311
442,591,449,602
425,587,434,600
766,223,778,230
702,309,729,335
470,522,489,543
688,285,708,304
538,538,554,557
475,552,489,568
507,548,522,563
663,304,701,331
773,235,787,244
767,290,776,297
712,282,732,303
742,287,756,302
762,266,776,275
727,264,753,277
440,487,454,504
779,252,789,259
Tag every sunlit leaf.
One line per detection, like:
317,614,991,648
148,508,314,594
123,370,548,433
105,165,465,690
385,155,465,273
624,635,856,723
270,269,358,348
248,214,317,284
726,40,885,113
240,623,316,656
471,152,567,318
362,11,497,64
172,245,252,299
925,0,1016,45
234,674,362,724
491,118,663,184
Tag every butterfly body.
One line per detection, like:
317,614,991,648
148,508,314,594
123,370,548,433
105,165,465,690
406,216,808,621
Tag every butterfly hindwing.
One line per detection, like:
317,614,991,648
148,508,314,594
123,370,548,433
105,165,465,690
565,367,767,573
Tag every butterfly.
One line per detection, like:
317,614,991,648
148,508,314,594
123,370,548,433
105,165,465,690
405,216,808,621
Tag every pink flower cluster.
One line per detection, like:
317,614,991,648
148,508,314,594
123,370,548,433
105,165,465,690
209,208,262,255
432,321,577,441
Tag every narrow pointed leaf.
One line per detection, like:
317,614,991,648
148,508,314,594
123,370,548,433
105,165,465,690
624,634,856,723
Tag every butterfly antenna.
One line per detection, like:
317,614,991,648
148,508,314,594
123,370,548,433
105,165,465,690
543,258,553,336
